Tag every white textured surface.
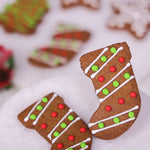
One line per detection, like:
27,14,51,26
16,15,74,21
0,75,149,150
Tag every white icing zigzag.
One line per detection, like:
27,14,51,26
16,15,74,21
65,137,91,150
24,94,57,125
108,0,150,38
89,105,139,134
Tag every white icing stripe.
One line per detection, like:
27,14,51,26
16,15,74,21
65,137,91,150
96,63,131,95
91,46,124,79
80,145,88,150
52,117,80,144
84,47,108,74
99,75,134,103
47,109,73,140
33,94,57,125
89,105,139,127
24,99,43,122
92,117,135,134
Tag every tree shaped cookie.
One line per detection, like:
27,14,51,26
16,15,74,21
80,42,141,140
0,46,14,89
0,0,49,34
61,0,100,10
18,93,92,149
108,0,150,39
28,24,91,68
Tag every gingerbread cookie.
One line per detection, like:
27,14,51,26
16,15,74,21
0,0,49,34
0,46,14,89
61,0,100,10
108,0,150,39
28,24,91,68
18,93,92,150
80,42,141,140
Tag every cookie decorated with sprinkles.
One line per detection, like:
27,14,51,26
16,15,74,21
0,0,49,34
28,24,91,68
80,42,141,140
0,46,14,90
18,93,92,149
108,0,150,39
61,0,100,10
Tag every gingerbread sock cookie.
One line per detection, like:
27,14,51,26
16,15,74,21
0,46,14,89
61,0,100,10
108,0,150,39
0,0,49,34
28,24,91,68
80,42,141,140
18,93,92,150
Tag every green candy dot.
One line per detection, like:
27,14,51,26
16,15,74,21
53,131,60,137
113,81,119,87
124,73,131,79
36,105,43,111
113,117,120,124
91,65,99,71
42,97,48,103
128,112,135,118
80,142,87,148
68,115,74,121
43,54,49,61
98,122,104,129
30,114,36,120
60,123,67,128
111,47,117,53
101,56,107,62
67,148,73,150
31,51,38,56
102,88,109,95
54,58,60,65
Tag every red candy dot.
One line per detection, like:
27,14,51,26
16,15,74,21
58,104,65,109
119,57,125,63
68,135,75,141
80,127,86,133
98,76,105,82
118,98,125,104
130,92,137,98
57,143,64,149
65,33,71,38
51,112,57,117
109,66,116,72
105,105,112,112
41,123,47,129
75,32,82,38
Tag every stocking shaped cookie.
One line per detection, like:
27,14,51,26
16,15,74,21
0,0,49,34
29,24,91,68
80,42,141,140
0,46,14,89
18,93,92,149
108,0,150,39
61,0,100,10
